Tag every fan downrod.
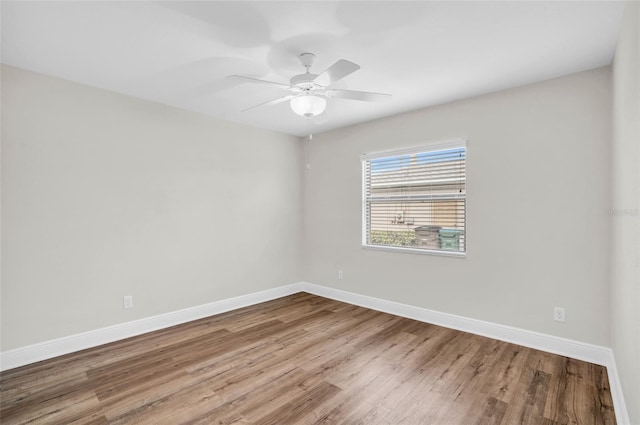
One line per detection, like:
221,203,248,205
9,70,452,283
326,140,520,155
291,53,320,89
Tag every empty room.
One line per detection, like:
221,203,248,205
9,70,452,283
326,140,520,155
1,1,638,424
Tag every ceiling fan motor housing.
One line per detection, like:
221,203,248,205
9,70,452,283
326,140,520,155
290,73,321,90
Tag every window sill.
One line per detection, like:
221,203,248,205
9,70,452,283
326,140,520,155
362,244,466,258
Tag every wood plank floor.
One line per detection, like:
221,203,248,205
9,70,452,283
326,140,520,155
0,293,616,425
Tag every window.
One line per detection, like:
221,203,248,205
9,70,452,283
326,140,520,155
361,140,466,256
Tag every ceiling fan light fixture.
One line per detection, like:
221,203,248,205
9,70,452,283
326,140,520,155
290,95,327,117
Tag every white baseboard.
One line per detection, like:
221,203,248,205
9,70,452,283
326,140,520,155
299,282,611,364
0,281,629,424
0,283,303,372
605,354,632,425
297,282,630,425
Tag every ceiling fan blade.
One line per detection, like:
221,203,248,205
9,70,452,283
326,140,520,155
227,75,292,90
328,89,391,102
241,94,296,112
314,60,360,86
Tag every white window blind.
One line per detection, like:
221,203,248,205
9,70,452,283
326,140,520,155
361,140,466,255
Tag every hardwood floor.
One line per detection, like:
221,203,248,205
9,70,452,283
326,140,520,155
0,293,616,425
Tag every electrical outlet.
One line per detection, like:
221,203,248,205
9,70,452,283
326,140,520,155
338,270,344,280
123,295,133,309
554,307,565,322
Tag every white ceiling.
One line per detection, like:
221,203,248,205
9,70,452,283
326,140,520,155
1,1,625,137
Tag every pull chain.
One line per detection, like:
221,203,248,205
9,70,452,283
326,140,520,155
306,133,312,170
306,117,312,170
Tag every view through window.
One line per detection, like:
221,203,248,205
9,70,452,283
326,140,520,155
362,141,466,254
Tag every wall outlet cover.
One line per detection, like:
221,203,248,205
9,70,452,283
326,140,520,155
554,307,565,322
123,296,133,309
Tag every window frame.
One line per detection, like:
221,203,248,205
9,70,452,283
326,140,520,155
361,139,467,258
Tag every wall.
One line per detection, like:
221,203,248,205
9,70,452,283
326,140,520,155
0,65,302,351
303,67,612,346
611,2,640,423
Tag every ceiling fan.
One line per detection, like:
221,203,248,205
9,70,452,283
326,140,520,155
229,53,391,118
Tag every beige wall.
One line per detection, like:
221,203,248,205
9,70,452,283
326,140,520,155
611,2,640,423
0,65,303,351
303,67,612,346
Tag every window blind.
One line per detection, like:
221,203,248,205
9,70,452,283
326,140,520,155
362,140,466,254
